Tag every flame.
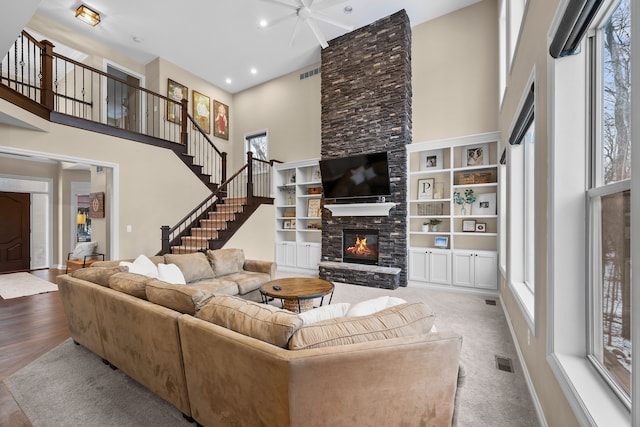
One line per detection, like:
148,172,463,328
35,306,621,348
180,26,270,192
345,236,376,257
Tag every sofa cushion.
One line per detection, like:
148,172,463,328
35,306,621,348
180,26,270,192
120,254,159,278
298,302,351,326
145,280,215,315
189,279,239,295
206,249,244,277
345,296,407,317
157,263,187,285
108,272,154,299
221,271,270,294
288,302,435,350
164,252,215,283
69,241,98,260
196,295,302,348
70,266,127,287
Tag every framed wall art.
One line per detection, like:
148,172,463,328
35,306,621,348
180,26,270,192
434,236,448,248
192,91,210,134
462,219,476,232
419,149,444,170
417,178,435,200
472,192,496,215
167,79,187,124
89,192,105,218
462,143,489,167
213,100,229,140
307,199,321,217
475,223,486,232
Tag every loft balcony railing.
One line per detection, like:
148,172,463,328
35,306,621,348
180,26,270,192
0,30,225,187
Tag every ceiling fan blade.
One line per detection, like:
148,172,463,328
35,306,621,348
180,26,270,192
264,12,296,29
289,18,303,47
309,11,354,31
312,0,347,11
259,0,301,11
305,18,329,49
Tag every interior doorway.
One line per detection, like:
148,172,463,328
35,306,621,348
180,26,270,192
0,192,30,272
105,63,145,133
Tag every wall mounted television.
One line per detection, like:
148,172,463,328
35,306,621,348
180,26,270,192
319,151,391,201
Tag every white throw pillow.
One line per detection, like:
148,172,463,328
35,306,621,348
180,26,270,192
120,254,158,278
157,263,186,285
346,296,390,317
70,241,97,260
386,296,407,308
298,302,351,326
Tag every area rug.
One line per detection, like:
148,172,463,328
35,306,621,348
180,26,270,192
0,272,58,299
4,281,539,426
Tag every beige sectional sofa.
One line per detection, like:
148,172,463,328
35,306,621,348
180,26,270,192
56,248,463,426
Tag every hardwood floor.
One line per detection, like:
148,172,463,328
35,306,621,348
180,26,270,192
0,269,70,427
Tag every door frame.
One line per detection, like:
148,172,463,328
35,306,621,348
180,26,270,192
0,147,120,263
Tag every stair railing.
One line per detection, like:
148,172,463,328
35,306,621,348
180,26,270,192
1,30,225,188
160,152,280,254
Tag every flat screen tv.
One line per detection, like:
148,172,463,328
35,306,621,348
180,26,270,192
319,151,391,200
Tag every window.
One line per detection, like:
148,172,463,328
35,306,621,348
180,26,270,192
499,0,507,104
507,81,536,327
508,0,527,66
245,131,268,162
588,0,631,402
499,149,507,275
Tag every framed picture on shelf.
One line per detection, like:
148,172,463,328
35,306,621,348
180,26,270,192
307,198,321,217
290,219,296,229
283,220,291,229
311,165,321,181
462,219,476,232
475,223,486,232
419,149,444,170
472,192,497,215
434,236,448,248
462,143,489,166
417,178,434,200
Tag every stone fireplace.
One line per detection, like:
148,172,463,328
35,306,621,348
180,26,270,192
318,10,411,289
343,229,379,265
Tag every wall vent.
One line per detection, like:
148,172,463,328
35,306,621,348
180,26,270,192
495,356,514,373
485,299,497,306
300,67,320,80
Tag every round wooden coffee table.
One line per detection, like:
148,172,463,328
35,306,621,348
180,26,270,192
260,278,334,313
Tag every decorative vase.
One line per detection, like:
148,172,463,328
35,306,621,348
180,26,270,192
460,205,467,216
431,224,439,232
422,225,430,232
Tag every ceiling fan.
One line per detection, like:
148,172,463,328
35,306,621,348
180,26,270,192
261,0,354,49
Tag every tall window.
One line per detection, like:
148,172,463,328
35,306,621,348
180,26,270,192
245,131,268,162
588,0,631,401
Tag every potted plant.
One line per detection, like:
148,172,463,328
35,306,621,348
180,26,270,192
422,221,430,232
429,219,443,232
453,189,476,215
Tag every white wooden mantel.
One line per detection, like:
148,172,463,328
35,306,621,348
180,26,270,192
324,202,398,217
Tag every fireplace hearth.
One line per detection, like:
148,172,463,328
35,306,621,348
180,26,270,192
343,229,379,265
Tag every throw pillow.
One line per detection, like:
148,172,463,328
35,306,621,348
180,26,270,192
346,296,390,317
119,254,158,278
289,302,436,350
70,266,127,287
196,295,302,348
157,263,187,285
164,252,214,283
69,241,98,260
298,302,351,326
145,280,214,315
108,272,153,299
206,249,245,277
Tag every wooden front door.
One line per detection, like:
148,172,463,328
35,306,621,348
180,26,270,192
0,192,30,272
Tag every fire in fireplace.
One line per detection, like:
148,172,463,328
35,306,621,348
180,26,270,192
343,229,379,265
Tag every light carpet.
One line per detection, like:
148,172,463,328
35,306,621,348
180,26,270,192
0,272,58,299
5,281,539,426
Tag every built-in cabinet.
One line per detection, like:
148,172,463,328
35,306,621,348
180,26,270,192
407,132,500,291
273,159,322,271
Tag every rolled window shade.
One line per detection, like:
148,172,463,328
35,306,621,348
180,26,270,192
509,84,535,145
500,148,507,165
549,0,605,58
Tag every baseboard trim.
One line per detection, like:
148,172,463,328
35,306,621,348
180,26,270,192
499,297,549,427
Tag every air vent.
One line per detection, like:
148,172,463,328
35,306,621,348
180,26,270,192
300,67,320,80
485,299,497,306
495,356,513,373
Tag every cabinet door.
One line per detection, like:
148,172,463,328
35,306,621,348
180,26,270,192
474,251,498,289
308,243,322,268
408,249,429,282
296,243,321,269
452,251,474,287
429,250,451,285
276,242,296,267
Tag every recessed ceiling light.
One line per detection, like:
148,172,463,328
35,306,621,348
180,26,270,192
344,5,353,14
225,78,232,84
250,68,257,75
259,19,268,28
